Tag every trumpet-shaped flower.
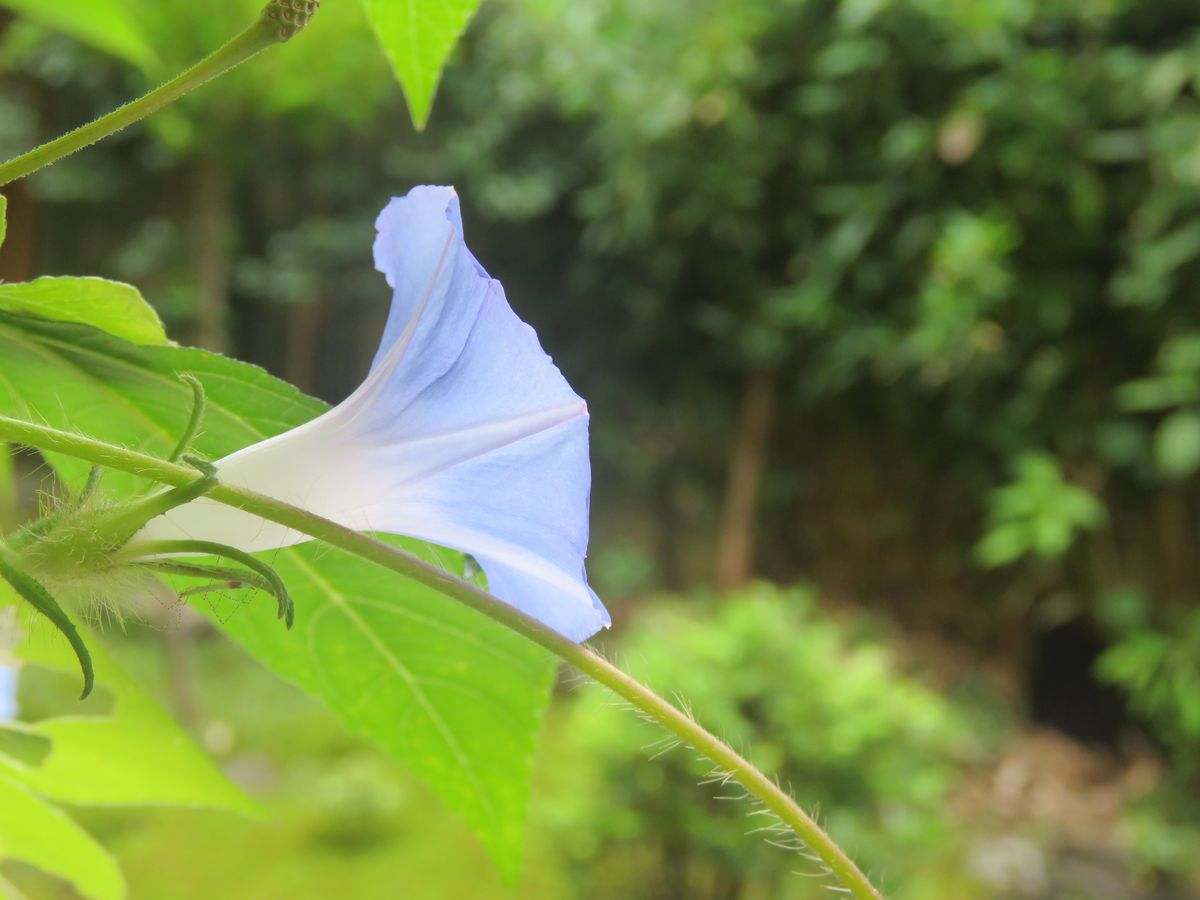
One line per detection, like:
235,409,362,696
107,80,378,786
136,186,609,641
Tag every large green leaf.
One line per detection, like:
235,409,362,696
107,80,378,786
0,310,555,877
202,537,555,877
361,0,483,127
0,773,124,900
0,278,167,346
1155,408,1200,479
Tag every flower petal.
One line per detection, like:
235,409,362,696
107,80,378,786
137,186,608,642
0,666,16,720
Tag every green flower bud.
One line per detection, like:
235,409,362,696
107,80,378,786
261,0,320,42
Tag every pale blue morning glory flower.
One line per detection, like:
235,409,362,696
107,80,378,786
137,186,610,641
0,665,15,720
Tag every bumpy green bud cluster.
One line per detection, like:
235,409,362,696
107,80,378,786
261,0,319,41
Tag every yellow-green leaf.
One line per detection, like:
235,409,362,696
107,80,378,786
0,277,167,346
0,588,257,815
361,0,483,128
0,773,124,900
0,0,158,72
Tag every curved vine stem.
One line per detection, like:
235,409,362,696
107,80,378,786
0,413,884,900
0,1,316,187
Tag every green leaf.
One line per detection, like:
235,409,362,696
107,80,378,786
0,310,312,496
0,772,124,900
0,195,7,251
1117,375,1200,412
0,591,257,813
361,0,483,128
974,524,1024,568
202,537,555,879
976,451,1104,567
0,278,167,346
0,310,555,878
0,0,158,72
1155,408,1200,479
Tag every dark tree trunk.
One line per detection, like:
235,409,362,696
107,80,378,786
715,365,776,591
655,463,686,589
283,297,323,394
191,157,232,352
0,181,36,282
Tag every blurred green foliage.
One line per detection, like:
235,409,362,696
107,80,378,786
439,0,1200,483
976,452,1104,568
542,584,984,899
1101,604,1200,758
3,0,1200,892
1097,590,1200,879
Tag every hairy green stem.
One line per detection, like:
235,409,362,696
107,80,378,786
0,1,313,187
0,413,883,900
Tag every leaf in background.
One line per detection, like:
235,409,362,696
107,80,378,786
0,0,158,72
0,311,556,877
0,278,167,346
0,195,6,250
0,589,257,813
361,0,483,128
1155,408,1200,479
0,773,124,900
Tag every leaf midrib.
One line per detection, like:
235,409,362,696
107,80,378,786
288,550,499,830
